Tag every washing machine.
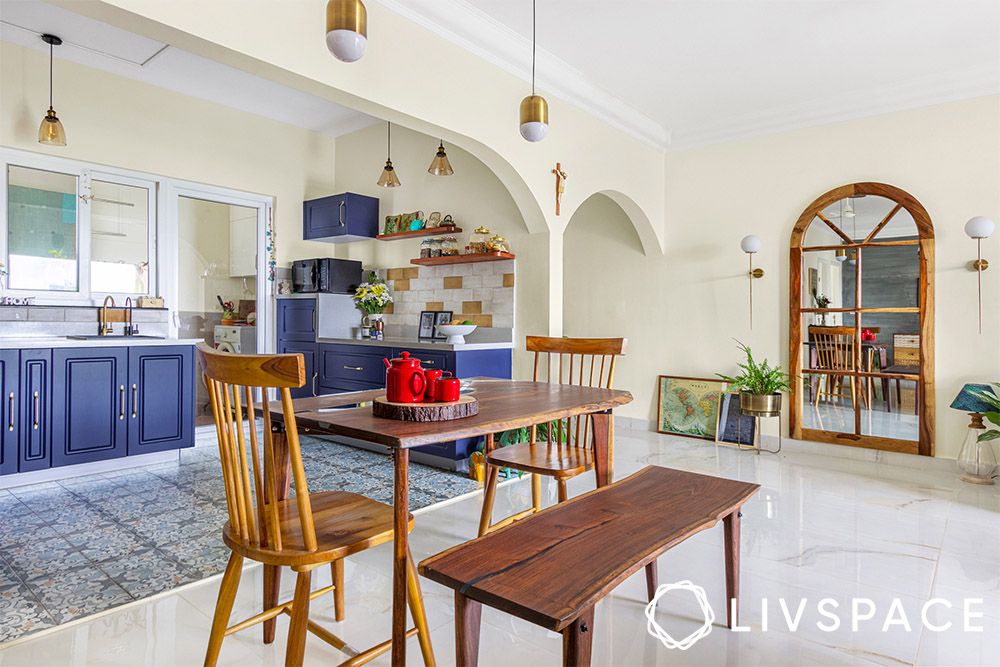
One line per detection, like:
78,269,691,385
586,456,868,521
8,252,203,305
214,325,257,354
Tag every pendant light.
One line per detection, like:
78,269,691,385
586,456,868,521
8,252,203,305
377,122,400,188
325,0,367,63
835,200,848,261
427,140,454,176
37,34,66,146
519,0,548,142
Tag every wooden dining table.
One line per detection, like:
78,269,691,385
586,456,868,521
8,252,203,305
264,377,633,666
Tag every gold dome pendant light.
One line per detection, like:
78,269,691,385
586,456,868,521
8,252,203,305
37,34,67,146
325,0,367,63
519,0,548,142
377,122,400,188
427,140,454,176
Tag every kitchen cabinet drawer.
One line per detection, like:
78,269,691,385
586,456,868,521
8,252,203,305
277,298,317,342
18,350,51,473
319,344,386,386
128,346,195,456
318,379,382,395
279,340,317,398
303,192,379,243
391,348,451,373
0,350,17,475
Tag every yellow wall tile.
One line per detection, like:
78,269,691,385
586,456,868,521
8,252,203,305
444,276,464,289
462,301,483,314
503,273,515,287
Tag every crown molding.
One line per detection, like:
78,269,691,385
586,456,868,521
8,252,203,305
374,0,670,150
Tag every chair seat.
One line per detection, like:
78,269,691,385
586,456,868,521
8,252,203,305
486,442,593,480
223,490,413,567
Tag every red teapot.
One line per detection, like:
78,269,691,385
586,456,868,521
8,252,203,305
383,352,426,403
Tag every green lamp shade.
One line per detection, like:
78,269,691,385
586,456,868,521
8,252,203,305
949,383,995,413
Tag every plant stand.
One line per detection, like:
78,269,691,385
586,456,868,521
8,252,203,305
738,412,782,455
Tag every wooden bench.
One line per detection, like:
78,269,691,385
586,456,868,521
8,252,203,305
419,465,760,666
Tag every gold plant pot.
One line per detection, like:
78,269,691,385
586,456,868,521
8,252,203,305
740,392,782,417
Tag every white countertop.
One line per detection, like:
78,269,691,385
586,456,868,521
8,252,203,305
0,336,203,349
317,336,513,352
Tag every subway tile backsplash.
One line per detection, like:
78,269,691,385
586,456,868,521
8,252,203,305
0,305,170,337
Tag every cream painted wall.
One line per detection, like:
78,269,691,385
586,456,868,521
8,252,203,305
565,95,1000,459
0,40,338,268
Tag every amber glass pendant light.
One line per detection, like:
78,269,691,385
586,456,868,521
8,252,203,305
377,122,400,188
37,34,67,147
427,141,454,176
519,0,548,142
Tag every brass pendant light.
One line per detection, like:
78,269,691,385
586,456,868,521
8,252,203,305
427,140,454,176
37,34,66,146
325,0,367,63
519,0,548,142
377,122,400,188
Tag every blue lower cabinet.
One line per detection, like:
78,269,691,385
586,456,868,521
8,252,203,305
51,348,129,467
0,351,18,475
318,344,386,392
128,346,195,456
279,341,317,398
391,348,451,373
18,350,52,473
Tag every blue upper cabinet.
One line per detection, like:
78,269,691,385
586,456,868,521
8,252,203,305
51,348,128,467
0,351,17,475
128,346,195,456
303,192,379,242
18,349,52,473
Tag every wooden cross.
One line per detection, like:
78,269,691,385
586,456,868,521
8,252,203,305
552,162,567,216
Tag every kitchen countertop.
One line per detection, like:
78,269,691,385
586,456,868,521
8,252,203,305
317,336,513,352
0,336,203,349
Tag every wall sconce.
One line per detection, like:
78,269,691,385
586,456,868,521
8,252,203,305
965,216,994,333
740,235,763,329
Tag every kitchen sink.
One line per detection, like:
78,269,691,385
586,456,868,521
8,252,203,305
66,334,166,340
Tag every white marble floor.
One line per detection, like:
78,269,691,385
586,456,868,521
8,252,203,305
802,399,919,441
0,427,997,666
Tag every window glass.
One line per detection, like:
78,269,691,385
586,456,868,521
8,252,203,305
90,179,150,294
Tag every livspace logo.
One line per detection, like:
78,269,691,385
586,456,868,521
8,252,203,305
645,582,986,650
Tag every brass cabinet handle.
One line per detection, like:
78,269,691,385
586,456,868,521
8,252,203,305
32,390,39,430
7,392,13,431
119,385,125,420
343,365,363,371
422,360,435,366
312,372,318,397
131,384,137,419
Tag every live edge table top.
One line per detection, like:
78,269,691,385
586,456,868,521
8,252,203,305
419,465,760,632
269,378,633,449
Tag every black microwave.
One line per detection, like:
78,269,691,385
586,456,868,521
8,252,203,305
292,258,362,294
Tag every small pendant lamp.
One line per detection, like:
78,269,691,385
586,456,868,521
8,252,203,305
427,140,454,176
37,34,66,147
377,122,400,188
519,0,548,142
325,0,367,63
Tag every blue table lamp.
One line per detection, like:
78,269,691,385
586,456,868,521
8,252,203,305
950,383,998,485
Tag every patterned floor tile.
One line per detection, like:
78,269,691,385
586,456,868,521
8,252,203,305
0,577,55,644
3,534,90,580
97,547,198,598
23,566,133,624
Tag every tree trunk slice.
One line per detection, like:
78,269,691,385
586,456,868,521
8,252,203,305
373,395,479,422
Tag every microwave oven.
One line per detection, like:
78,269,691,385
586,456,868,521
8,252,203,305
292,258,363,294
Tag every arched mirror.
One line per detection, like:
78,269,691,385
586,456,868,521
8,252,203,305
789,183,934,456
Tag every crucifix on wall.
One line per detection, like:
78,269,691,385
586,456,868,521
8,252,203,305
552,162,567,216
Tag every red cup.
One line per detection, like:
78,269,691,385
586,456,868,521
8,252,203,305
423,369,443,402
435,377,461,403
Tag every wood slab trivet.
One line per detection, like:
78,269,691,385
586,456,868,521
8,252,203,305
373,395,478,422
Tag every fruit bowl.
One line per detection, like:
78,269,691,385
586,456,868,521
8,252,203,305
435,324,477,344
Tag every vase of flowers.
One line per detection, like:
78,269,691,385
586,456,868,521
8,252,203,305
353,271,393,336
812,289,831,325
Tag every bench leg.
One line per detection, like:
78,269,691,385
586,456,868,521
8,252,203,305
645,560,658,603
455,592,482,667
724,509,741,629
562,606,595,667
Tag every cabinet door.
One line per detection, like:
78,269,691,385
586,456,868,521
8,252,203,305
319,344,387,389
278,340,317,399
19,350,52,472
303,195,347,240
277,298,317,342
51,348,128,467
128,346,195,455
0,350,17,475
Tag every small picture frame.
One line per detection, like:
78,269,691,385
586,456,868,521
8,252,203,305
716,393,757,447
433,311,454,340
418,311,436,339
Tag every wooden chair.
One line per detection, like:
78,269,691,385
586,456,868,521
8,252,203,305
477,336,626,537
883,333,920,414
809,326,867,410
196,344,435,667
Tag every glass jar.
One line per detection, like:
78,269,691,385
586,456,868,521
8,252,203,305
470,226,491,255
429,237,443,258
487,234,509,254
419,239,433,259
442,236,460,256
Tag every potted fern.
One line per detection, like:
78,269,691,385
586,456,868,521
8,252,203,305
717,341,791,417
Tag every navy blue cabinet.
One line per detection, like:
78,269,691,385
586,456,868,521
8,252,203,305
303,193,379,242
319,344,387,391
18,350,51,473
0,351,17,475
51,348,129,467
279,340,318,399
277,298,317,342
128,346,195,456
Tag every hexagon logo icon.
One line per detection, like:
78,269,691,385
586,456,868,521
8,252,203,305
645,580,716,650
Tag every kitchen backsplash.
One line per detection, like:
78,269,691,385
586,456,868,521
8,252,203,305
0,305,170,337
380,261,514,330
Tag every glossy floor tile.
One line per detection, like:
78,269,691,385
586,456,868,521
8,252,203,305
1,427,997,666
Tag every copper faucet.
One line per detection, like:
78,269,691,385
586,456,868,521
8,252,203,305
99,295,116,335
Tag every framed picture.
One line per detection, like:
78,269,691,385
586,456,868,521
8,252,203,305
418,311,436,339
433,311,454,340
716,393,756,447
656,375,725,440
384,215,400,235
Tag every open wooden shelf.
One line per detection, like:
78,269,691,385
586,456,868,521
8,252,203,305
376,226,462,241
410,252,515,267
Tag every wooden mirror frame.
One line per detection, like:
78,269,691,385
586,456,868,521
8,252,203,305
789,182,935,456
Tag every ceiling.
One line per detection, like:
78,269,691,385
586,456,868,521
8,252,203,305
0,0,378,137
387,0,1000,150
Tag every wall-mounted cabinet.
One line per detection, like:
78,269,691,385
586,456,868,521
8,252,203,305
303,192,379,243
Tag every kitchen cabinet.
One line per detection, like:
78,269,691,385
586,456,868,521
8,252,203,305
278,340,318,399
128,346,195,456
18,350,52,473
0,351,17,475
303,193,379,242
229,209,257,277
318,344,387,391
277,298,317,342
51,348,129,467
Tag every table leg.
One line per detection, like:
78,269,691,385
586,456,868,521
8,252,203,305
392,448,410,667
644,560,658,603
590,411,613,487
723,509,741,629
562,606,595,667
455,592,482,667
263,427,291,643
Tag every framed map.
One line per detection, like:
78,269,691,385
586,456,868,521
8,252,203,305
656,375,725,440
